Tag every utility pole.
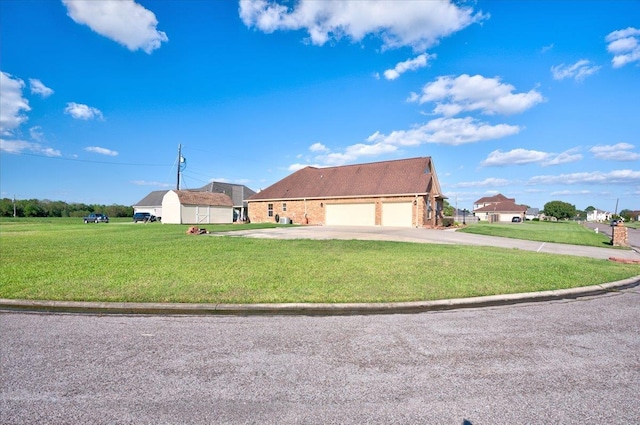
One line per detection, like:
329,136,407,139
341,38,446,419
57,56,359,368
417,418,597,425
176,144,182,190
13,195,16,217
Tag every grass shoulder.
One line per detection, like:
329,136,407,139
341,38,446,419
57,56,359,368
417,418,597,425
1,218,637,304
458,220,615,248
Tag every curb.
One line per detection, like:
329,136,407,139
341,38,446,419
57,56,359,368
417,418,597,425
1,276,638,316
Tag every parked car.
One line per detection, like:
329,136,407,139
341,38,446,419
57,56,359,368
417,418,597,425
512,217,522,223
84,213,109,223
133,212,156,223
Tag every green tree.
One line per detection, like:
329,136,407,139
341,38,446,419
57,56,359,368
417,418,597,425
543,200,576,220
442,199,455,217
585,205,596,212
619,209,634,222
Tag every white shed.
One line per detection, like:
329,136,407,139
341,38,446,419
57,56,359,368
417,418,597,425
161,190,234,224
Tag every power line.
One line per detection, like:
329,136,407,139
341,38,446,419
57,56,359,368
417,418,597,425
13,151,172,167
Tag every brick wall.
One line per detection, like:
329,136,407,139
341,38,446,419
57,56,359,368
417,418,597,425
248,195,439,226
612,222,629,247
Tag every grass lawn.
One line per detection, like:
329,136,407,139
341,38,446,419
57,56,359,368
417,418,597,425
458,220,615,247
1,218,638,304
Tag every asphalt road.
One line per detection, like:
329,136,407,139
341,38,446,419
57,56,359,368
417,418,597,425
2,287,639,424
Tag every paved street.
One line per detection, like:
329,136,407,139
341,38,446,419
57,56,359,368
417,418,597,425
2,287,640,424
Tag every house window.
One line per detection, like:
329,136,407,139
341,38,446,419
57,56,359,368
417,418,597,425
268,203,273,217
282,203,287,212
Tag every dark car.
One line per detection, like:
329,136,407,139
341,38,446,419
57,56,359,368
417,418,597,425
512,217,522,223
84,213,109,223
133,212,156,223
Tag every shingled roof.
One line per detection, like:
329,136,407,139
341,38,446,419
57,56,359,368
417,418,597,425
198,182,256,206
133,190,169,207
249,157,442,201
474,193,514,205
172,190,233,207
474,201,527,213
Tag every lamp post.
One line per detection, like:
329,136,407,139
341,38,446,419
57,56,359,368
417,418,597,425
462,209,468,225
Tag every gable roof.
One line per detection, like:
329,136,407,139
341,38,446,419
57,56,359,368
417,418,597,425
474,201,527,214
249,157,443,201
198,182,256,206
171,190,233,207
474,193,514,205
133,190,169,207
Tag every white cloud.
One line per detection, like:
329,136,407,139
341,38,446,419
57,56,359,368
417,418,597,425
65,102,103,120
551,60,600,82
289,74,535,169
62,0,168,54
288,163,319,171
409,74,545,116
239,0,487,51
481,148,583,167
606,27,640,68
320,142,398,166
0,138,61,157
549,190,592,196
528,170,640,185
481,149,549,167
542,149,583,166
384,53,434,80
131,180,173,187
29,126,44,142
454,178,511,188
590,143,640,161
85,146,118,156
29,78,54,98
368,117,520,147
309,142,329,152
0,72,30,135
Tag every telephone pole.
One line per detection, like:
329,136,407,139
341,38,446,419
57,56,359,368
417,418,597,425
176,144,182,190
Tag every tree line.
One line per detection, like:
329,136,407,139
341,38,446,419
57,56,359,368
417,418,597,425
0,198,133,218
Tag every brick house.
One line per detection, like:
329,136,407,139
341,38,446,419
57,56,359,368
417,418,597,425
247,157,446,227
472,193,527,222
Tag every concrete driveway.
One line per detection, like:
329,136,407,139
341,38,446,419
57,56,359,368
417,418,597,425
212,225,640,261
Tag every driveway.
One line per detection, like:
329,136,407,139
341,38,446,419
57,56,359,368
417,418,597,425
213,225,640,261
2,287,639,424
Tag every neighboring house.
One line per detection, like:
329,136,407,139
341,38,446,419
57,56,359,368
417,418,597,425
133,182,256,222
473,193,515,211
586,209,611,222
525,207,540,221
247,157,447,227
132,190,168,219
472,193,527,222
198,182,256,222
161,190,234,225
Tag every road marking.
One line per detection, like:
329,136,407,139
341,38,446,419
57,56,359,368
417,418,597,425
537,242,545,252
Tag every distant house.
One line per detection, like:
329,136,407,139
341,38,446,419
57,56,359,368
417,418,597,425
586,209,611,222
525,208,540,221
197,182,256,222
132,182,255,222
472,193,527,223
161,190,233,224
132,190,167,219
248,157,446,227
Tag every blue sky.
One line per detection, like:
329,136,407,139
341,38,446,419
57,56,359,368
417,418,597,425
1,0,638,212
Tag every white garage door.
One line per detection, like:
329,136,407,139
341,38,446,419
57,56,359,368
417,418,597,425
382,202,413,227
326,203,375,226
